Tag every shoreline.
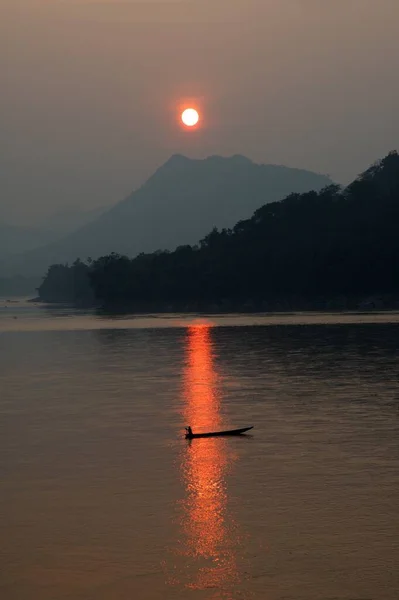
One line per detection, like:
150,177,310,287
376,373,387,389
32,294,399,314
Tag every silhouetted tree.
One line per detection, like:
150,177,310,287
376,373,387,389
38,152,399,310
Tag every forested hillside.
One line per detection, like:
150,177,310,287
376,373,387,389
37,152,399,311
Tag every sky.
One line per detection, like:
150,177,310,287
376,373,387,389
1,0,399,224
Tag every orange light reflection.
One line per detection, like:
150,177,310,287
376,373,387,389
179,324,239,596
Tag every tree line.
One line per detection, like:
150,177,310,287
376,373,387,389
37,152,399,311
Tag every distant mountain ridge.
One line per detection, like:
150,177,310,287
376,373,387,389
0,222,48,256
5,154,333,276
39,205,108,237
37,150,399,311
0,206,108,260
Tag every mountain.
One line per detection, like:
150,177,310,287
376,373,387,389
0,206,107,259
0,222,49,256
6,154,333,276
38,205,108,238
37,150,399,310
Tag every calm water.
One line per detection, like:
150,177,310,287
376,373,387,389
1,302,399,599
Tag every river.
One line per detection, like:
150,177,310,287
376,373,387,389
1,300,399,599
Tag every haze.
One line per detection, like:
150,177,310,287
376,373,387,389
1,0,399,224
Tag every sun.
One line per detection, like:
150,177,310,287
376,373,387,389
181,108,199,127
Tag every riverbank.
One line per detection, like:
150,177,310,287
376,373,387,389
34,293,399,314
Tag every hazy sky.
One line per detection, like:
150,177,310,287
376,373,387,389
1,0,399,223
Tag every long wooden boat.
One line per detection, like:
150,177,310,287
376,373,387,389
185,426,253,439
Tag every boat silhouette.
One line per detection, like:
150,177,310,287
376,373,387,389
185,426,253,439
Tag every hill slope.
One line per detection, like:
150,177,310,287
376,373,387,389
38,150,399,310
9,154,332,275
0,222,50,256
0,206,108,277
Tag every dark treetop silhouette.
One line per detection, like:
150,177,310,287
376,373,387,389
37,152,399,311
7,154,331,277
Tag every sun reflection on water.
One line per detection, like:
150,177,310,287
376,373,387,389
176,324,241,597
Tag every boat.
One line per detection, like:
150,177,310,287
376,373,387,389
185,426,253,439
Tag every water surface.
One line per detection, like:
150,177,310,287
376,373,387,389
1,304,399,599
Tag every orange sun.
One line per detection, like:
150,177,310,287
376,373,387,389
181,108,199,127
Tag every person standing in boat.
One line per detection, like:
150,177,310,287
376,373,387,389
186,426,193,437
